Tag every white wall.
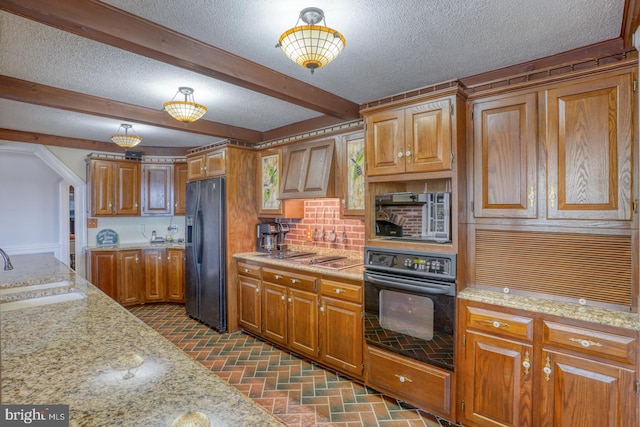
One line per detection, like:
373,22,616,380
0,150,62,253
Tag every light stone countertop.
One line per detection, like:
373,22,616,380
458,287,640,331
233,251,364,282
0,254,285,427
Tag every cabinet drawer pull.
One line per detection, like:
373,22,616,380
256,288,260,293
287,297,292,303
543,355,551,381
290,278,300,284
481,319,510,329
394,374,412,383
522,350,531,375
569,337,603,348
528,186,535,208
549,186,556,208
243,268,250,273
334,288,349,294
274,274,282,280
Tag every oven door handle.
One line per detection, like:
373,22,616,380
365,272,452,295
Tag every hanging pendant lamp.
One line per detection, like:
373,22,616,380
110,123,142,148
276,7,346,74
163,87,208,124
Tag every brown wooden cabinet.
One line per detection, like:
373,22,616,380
471,92,538,219
88,247,184,305
280,139,336,199
141,163,173,216
237,261,262,335
261,267,319,359
186,149,226,181
173,163,188,215
545,71,633,221
166,248,185,302
470,67,633,223
142,248,167,302
319,278,363,378
88,250,118,300
458,299,638,427
236,260,365,380
118,250,142,306
365,98,453,176
88,159,140,216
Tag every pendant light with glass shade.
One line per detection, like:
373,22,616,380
276,7,346,74
110,123,142,148
163,87,208,124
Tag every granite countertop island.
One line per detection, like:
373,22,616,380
0,254,284,426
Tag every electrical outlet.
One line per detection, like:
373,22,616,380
168,225,178,232
139,224,145,232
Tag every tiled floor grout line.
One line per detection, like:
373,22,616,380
129,303,461,427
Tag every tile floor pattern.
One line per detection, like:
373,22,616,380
129,303,462,427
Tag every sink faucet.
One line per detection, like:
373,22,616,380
0,248,13,270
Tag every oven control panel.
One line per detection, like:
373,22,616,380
365,246,456,280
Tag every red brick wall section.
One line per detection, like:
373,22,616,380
278,198,365,252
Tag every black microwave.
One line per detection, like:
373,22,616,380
374,192,451,243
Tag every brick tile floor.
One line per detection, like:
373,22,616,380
129,303,461,427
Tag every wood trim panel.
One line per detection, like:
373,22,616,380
1,0,359,120
474,229,634,309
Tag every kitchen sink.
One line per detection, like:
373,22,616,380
0,280,85,312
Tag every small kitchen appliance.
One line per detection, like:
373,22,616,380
256,222,280,253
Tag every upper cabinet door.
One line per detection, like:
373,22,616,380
546,72,633,221
365,110,404,176
90,160,115,216
115,161,140,216
141,164,173,216
258,149,283,216
280,139,336,199
405,98,452,173
173,163,188,215
472,92,538,218
341,133,365,217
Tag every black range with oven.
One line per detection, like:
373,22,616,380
363,246,456,371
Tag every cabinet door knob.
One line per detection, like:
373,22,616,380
528,186,536,208
549,186,557,208
522,350,531,375
280,295,285,301
397,152,403,158
543,355,552,381
256,288,260,293
405,150,412,157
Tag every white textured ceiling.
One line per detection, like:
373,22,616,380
0,0,627,149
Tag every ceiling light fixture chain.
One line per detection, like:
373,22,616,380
276,7,346,74
163,86,208,124
110,123,142,148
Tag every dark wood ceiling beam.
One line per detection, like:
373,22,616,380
0,76,263,143
0,0,360,121
0,128,190,156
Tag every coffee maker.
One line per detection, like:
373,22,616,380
256,222,290,253
256,223,279,253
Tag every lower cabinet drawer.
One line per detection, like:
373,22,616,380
542,320,636,365
365,345,453,418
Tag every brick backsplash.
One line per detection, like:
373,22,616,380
277,198,365,253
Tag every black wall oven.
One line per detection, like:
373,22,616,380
363,247,456,371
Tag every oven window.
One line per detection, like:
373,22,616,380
380,290,434,340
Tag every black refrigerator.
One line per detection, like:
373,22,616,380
185,177,226,332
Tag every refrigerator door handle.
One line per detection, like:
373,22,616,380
196,209,204,265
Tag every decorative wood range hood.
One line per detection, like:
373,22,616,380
279,139,336,199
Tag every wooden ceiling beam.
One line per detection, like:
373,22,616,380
0,129,191,156
0,76,263,143
1,0,360,121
